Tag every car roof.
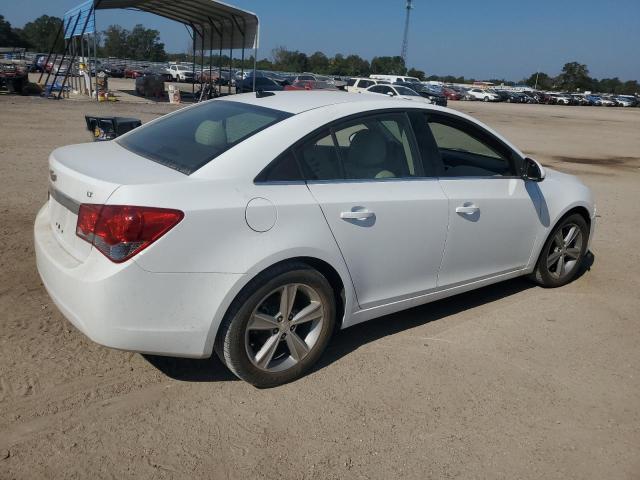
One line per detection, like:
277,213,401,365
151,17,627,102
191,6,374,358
223,90,431,114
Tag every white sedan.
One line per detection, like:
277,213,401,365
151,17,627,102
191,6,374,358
466,88,500,102
35,91,595,387
365,84,431,103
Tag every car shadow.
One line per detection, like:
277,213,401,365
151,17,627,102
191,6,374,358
143,252,594,383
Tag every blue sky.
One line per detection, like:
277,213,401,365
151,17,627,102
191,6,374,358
4,0,639,81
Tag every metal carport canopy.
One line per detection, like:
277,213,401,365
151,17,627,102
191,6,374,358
94,0,259,49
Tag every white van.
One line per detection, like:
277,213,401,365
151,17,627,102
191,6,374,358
369,74,421,84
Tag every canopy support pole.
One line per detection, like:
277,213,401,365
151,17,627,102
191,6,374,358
47,13,80,93
200,25,205,90
92,11,98,102
38,17,66,84
253,20,259,92
228,21,232,95
190,24,196,97
57,4,95,99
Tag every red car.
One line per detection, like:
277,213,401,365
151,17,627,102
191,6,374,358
284,80,338,91
124,67,145,79
442,87,462,101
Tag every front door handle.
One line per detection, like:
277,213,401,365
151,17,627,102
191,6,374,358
340,210,374,220
455,204,479,215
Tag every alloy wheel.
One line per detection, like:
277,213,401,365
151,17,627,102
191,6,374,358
547,222,583,279
245,283,325,372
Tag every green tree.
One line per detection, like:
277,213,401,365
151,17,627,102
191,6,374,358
20,15,63,52
102,25,129,58
308,51,329,73
407,67,425,80
271,46,308,72
342,54,369,76
370,56,406,75
0,15,30,48
524,72,553,90
127,24,166,61
556,62,592,91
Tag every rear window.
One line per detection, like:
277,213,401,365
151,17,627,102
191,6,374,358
118,101,291,174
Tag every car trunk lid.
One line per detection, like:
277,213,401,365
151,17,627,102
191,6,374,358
47,140,185,262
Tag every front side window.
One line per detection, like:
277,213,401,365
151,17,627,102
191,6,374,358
297,113,421,181
426,114,515,177
118,101,291,174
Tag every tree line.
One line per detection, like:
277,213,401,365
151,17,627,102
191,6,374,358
523,62,639,95
2,14,638,94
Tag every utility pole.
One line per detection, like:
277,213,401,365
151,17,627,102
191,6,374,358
401,0,413,63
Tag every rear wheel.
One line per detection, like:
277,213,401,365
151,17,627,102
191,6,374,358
530,213,589,288
215,263,336,387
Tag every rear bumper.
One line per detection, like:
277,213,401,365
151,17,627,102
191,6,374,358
34,203,243,358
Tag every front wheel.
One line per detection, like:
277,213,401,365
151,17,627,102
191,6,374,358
530,213,589,288
483,96,489,102
215,263,336,387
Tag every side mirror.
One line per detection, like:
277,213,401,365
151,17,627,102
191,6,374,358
387,91,395,97
523,157,545,182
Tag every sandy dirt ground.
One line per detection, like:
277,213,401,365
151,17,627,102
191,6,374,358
0,93,639,479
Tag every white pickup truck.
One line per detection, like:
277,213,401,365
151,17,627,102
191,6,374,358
166,64,195,82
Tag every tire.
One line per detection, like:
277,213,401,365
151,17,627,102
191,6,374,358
214,262,336,387
530,213,589,288
483,96,489,102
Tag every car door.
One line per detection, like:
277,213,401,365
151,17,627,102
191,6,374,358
413,111,542,286
298,112,449,309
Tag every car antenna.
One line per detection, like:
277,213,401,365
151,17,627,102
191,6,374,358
255,90,275,98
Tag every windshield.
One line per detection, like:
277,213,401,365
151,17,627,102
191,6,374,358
118,101,292,174
394,86,419,96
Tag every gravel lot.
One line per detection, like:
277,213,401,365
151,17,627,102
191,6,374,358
0,93,639,479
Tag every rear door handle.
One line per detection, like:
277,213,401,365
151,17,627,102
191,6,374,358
455,205,479,214
340,210,374,220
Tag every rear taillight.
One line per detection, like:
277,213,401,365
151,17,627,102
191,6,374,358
76,205,184,263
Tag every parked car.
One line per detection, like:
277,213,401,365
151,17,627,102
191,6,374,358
124,66,145,79
553,94,572,105
370,74,421,84
345,77,390,93
600,96,617,107
491,90,511,102
134,73,165,97
365,84,431,103
236,76,284,93
396,81,448,106
36,91,595,387
585,94,602,106
569,94,589,106
466,88,500,102
100,63,125,78
143,66,172,82
614,95,637,107
166,64,195,82
282,74,317,85
442,87,462,101
284,80,339,91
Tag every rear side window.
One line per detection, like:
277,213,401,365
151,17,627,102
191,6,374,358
297,114,422,181
257,149,302,182
118,101,291,174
